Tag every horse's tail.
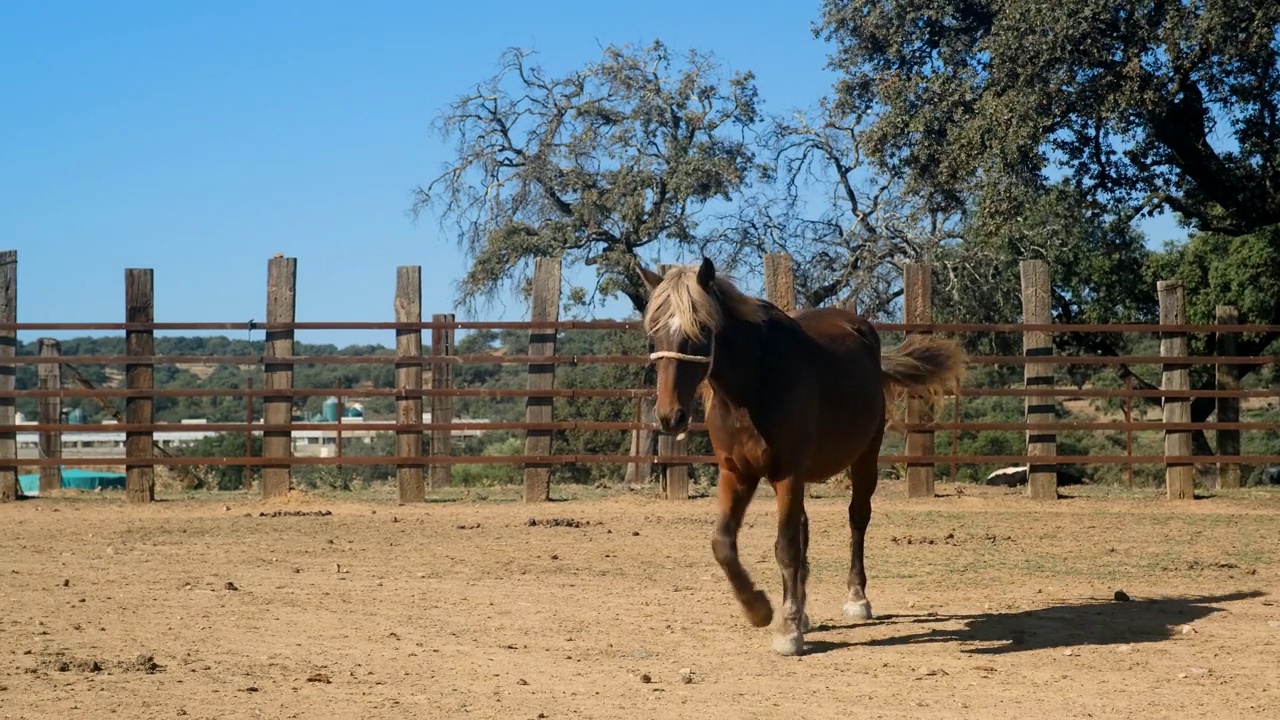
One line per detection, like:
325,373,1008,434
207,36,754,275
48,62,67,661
880,335,967,417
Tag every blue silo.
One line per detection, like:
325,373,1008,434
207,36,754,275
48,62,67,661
322,396,340,422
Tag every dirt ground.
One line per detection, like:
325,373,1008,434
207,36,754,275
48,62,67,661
2,480,1279,720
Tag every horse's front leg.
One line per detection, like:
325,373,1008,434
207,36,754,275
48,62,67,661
799,508,810,633
770,475,808,656
710,465,771,627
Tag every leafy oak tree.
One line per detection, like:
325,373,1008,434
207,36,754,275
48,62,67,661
412,40,765,315
818,0,1280,459
1143,228,1280,452
816,0,1280,236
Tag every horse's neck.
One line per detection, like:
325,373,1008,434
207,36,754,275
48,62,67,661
707,318,764,409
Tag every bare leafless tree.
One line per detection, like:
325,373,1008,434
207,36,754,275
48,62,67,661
732,100,962,317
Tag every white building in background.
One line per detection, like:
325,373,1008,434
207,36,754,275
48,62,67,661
13,414,491,459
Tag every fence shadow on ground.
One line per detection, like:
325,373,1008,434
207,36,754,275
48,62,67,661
810,590,1264,655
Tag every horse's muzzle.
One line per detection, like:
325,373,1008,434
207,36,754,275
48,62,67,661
658,407,689,436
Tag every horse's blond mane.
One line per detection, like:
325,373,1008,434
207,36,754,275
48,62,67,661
643,265,765,342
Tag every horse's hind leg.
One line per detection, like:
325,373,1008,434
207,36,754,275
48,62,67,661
711,466,771,628
843,430,883,621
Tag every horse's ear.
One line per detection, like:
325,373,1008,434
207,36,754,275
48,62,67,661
696,256,715,289
639,266,664,293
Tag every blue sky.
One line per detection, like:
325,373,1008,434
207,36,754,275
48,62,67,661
2,1,1181,348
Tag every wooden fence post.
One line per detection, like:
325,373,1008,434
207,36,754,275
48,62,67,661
523,257,561,503
903,263,935,499
394,266,425,503
1158,281,1195,500
764,252,797,313
244,377,255,490
1215,305,1241,490
624,397,653,486
1020,259,1058,500
125,268,155,503
666,434,690,500
658,433,671,495
430,312,455,490
1123,376,1135,489
0,250,15,502
262,256,296,500
657,431,690,500
37,338,61,494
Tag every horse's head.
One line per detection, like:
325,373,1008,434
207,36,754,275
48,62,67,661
640,257,721,437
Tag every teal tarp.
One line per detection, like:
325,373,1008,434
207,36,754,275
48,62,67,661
17,468,127,496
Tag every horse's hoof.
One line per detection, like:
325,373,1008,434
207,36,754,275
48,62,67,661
743,590,774,628
771,630,805,656
842,599,873,621
799,612,811,633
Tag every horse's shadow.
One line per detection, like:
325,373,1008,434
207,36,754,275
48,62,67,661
805,590,1264,656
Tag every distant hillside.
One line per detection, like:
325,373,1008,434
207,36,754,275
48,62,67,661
12,327,1277,487
14,336,397,423
10,329,647,427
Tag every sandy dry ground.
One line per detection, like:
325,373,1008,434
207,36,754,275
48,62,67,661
2,481,1279,720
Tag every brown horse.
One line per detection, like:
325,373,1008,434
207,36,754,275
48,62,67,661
640,258,965,656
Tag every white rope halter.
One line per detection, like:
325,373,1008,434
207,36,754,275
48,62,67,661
648,350,712,363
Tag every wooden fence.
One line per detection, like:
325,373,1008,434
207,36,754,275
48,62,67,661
1,250,1279,505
